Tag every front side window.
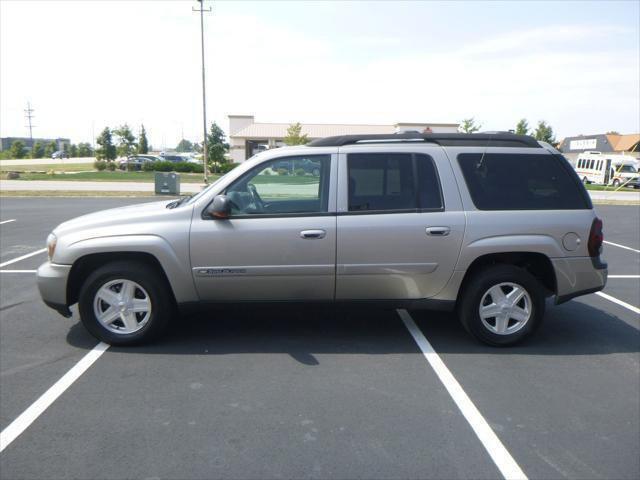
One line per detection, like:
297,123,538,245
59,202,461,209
458,153,590,210
225,155,330,215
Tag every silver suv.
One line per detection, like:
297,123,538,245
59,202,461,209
37,133,608,346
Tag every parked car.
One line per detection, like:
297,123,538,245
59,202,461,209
273,157,322,176
118,155,161,171
51,150,69,159
37,132,607,346
160,154,189,163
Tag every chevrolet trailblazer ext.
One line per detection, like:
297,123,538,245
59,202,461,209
37,133,607,346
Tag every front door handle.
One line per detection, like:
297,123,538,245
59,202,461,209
300,229,326,239
426,226,451,236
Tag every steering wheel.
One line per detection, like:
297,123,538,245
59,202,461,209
247,183,264,212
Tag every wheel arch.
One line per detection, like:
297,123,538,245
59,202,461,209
458,252,557,299
67,252,177,307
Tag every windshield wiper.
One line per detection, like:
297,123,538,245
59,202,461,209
166,194,193,209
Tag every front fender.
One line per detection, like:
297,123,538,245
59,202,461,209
58,234,198,303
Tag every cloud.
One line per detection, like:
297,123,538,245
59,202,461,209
1,2,638,148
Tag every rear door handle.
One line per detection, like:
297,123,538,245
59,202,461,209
426,226,451,236
300,229,326,239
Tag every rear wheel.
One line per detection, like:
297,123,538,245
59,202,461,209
78,261,173,345
582,176,589,184
458,264,545,346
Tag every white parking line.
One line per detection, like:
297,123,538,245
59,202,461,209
595,292,640,315
0,342,110,453
0,219,16,225
0,270,37,273
604,240,640,254
608,275,640,279
398,309,527,480
0,248,47,268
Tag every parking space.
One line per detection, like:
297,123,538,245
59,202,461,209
0,198,638,479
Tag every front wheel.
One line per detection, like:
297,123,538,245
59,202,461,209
612,179,621,188
457,265,545,346
78,261,173,345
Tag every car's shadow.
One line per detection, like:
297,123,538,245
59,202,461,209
66,300,639,363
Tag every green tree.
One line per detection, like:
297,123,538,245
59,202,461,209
206,122,229,168
533,120,556,144
113,124,137,157
9,140,26,159
96,127,116,161
69,144,78,158
459,118,481,134
606,130,620,135
31,141,45,159
283,122,309,145
138,124,149,154
44,141,58,158
515,119,530,135
176,139,194,152
77,142,93,157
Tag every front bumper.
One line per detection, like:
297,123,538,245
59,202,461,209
553,256,608,304
37,261,72,317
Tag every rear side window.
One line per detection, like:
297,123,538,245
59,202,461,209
457,153,590,210
347,153,443,212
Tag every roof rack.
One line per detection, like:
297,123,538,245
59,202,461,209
307,132,541,148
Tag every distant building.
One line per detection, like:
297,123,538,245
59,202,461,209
559,133,640,156
228,115,460,163
0,137,70,152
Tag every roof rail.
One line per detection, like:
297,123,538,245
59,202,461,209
307,132,541,148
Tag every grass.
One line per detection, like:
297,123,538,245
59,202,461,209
3,171,215,183
2,170,322,185
585,184,639,192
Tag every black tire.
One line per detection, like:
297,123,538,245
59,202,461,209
582,177,588,184
457,264,545,346
78,261,173,345
612,179,621,188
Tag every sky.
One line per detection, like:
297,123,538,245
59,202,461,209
1,0,638,149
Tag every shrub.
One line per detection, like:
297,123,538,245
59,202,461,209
277,168,288,176
295,168,306,176
94,160,107,171
262,169,272,176
218,163,238,174
106,161,116,171
141,161,204,173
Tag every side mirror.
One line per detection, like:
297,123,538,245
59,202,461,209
207,194,232,219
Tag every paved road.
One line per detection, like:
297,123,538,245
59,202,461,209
0,199,638,479
0,157,95,166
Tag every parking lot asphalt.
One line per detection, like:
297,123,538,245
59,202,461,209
0,198,638,480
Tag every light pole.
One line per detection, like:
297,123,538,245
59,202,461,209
193,0,211,184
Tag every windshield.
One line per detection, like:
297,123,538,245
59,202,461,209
185,174,227,205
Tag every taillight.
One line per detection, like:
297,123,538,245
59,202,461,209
588,217,603,257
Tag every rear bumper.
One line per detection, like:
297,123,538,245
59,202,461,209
553,256,607,304
37,261,72,317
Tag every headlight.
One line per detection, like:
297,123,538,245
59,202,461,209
46,233,57,261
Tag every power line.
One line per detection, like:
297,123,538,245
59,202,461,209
24,102,36,141
193,0,212,184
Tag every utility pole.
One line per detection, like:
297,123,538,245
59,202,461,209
24,102,35,144
193,0,211,184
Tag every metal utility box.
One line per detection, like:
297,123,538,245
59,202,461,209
154,172,180,195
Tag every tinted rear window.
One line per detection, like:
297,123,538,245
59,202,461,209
458,153,590,210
